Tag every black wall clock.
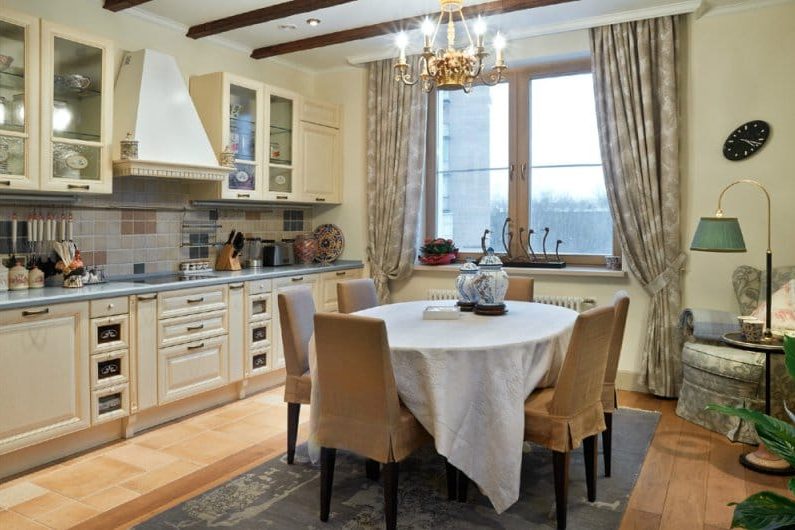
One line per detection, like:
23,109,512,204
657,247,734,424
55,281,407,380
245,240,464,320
723,120,770,161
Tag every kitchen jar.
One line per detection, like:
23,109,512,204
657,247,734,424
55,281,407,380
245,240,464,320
455,260,479,311
473,248,508,315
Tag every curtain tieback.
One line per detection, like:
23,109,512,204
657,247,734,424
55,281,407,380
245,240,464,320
644,253,687,296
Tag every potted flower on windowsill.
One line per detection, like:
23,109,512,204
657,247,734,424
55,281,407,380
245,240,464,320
419,238,459,266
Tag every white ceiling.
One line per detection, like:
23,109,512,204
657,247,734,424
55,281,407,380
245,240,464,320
122,0,782,71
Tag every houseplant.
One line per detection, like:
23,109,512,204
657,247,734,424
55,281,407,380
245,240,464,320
708,333,795,529
419,238,459,265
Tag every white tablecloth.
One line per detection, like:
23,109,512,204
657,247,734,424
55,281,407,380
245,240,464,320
310,300,578,513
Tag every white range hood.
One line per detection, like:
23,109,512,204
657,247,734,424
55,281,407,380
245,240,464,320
112,49,228,181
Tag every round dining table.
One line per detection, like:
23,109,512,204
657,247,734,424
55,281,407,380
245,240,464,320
351,300,579,514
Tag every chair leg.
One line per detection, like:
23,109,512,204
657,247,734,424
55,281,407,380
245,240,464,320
602,412,613,478
552,451,570,530
287,403,300,465
457,469,470,503
584,435,597,502
366,459,381,481
444,460,457,501
320,447,336,522
383,461,399,530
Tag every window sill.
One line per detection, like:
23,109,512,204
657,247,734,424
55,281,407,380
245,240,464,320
413,263,628,279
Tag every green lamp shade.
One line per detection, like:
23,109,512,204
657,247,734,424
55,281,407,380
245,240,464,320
690,217,747,252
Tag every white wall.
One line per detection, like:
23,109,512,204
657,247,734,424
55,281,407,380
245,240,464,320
5,0,316,95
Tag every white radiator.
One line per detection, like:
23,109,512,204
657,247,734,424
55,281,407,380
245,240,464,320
425,289,595,313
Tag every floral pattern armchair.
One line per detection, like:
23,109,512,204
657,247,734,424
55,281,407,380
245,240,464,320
676,265,795,443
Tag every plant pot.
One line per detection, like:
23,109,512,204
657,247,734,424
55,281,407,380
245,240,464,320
419,252,458,266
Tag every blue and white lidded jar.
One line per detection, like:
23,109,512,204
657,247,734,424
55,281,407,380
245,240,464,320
455,260,479,311
473,248,509,314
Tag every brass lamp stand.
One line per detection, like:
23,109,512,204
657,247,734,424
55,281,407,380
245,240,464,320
690,179,790,474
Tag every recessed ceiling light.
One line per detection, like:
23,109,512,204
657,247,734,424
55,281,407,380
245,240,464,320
306,18,321,27
278,23,297,31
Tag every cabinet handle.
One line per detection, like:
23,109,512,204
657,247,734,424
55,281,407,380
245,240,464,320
291,277,304,282
315,197,326,202
187,324,204,331
229,284,244,290
187,297,205,303
67,184,90,190
276,195,288,200
137,294,156,301
22,308,49,317
336,271,346,276
187,342,205,350
237,193,250,198
0,180,10,186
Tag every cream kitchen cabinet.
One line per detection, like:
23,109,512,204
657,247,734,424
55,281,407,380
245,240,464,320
228,282,246,382
299,121,341,204
190,72,265,201
265,87,302,202
0,302,89,454
40,21,114,194
158,334,228,404
319,268,364,312
132,293,158,412
245,279,272,377
0,8,39,190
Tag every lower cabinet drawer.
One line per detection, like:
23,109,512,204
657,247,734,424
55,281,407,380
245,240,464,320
90,314,130,354
158,335,228,404
158,309,227,349
158,285,227,319
91,384,130,425
91,349,129,389
250,320,271,350
248,347,270,377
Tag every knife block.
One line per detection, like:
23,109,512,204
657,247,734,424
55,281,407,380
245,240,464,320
214,244,241,271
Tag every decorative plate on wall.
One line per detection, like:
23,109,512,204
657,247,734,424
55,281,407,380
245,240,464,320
313,224,344,263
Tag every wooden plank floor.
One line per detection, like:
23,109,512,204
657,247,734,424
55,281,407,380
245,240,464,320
1,389,789,529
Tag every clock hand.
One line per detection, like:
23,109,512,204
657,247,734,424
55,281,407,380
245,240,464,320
739,138,762,147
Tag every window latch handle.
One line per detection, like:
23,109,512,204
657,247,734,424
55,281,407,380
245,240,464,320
520,163,527,181
509,164,515,181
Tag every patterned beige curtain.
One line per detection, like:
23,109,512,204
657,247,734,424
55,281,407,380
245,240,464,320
590,16,685,397
366,57,428,302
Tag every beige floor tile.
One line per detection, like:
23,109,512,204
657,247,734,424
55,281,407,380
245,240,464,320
161,431,252,465
0,509,48,529
9,491,71,519
212,416,273,444
133,422,205,450
0,482,49,509
81,486,140,512
34,501,99,530
121,460,201,495
101,444,178,471
254,391,284,405
182,409,236,430
32,456,146,499
212,400,269,421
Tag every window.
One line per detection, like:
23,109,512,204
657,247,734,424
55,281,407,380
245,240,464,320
426,61,615,264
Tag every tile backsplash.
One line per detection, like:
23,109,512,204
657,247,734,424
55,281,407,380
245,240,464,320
0,177,313,277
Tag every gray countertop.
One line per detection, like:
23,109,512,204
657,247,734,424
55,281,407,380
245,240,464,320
0,261,364,311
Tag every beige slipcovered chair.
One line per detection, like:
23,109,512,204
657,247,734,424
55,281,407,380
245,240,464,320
277,287,316,465
314,312,432,530
337,278,379,313
601,291,630,477
523,304,615,529
505,277,535,302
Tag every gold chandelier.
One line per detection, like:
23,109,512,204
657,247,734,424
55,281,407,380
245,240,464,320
394,0,507,93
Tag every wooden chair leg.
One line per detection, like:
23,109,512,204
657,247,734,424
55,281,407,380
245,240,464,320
366,459,381,481
383,461,398,530
583,435,597,502
603,412,613,478
552,451,570,530
456,469,469,503
287,403,300,465
320,447,336,522
444,460,458,500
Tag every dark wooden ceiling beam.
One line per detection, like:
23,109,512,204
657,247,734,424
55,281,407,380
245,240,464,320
187,0,357,39
103,0,154,11
251,0,578,59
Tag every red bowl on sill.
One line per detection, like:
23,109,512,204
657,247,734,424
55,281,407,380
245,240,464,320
419,252,458,266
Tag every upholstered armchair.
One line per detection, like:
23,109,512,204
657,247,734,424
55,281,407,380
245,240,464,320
676,265,795,443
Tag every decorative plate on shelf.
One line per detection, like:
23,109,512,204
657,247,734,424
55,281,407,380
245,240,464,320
313,224,344,263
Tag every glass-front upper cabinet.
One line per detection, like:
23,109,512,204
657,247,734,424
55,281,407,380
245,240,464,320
265,88,300,201
190,72,264,200
0,9,39,190
40,22,113,193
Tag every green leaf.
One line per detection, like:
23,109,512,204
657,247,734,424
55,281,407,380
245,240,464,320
730,491,795,529
706,404,795,468
788,478,795,498
785,336,795,382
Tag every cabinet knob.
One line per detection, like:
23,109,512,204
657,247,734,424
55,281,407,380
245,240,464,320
107,303,114,309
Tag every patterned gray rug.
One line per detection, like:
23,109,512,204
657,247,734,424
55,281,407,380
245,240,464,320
136,408,659,529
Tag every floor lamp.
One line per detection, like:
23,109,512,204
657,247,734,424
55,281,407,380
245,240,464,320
690,178,787,474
